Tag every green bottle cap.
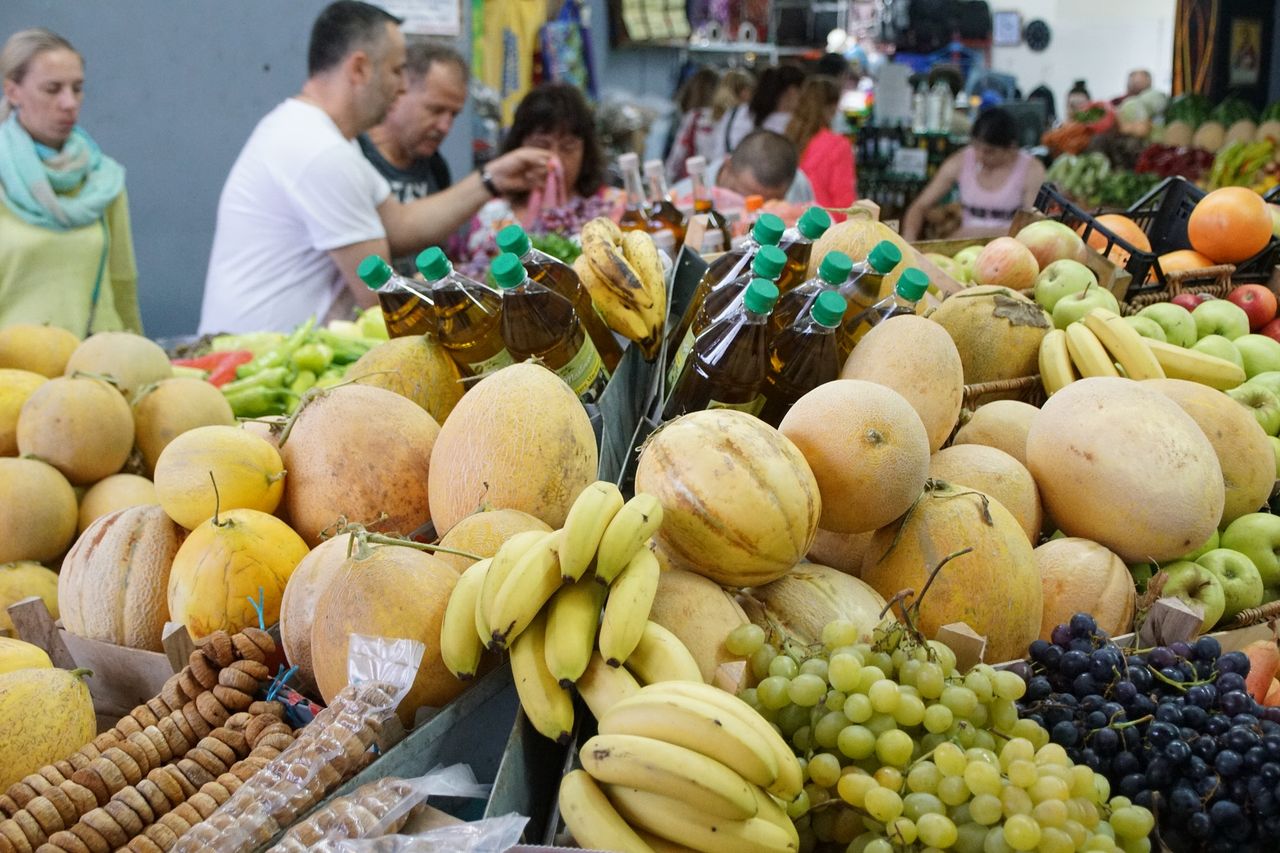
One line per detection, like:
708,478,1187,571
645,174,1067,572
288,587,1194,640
490,253,527,289
415,247,452,281
811,290,847,327
868,241,903,274
817,251,853,285
496,224,531,256
797,207,832,240
895,268,930,301
743,278,780,314
357,255,392,289
752,245,788,280
752,213,785,246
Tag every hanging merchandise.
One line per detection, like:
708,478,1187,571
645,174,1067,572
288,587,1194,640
480,0,551,126
539,0,597,98
607,0,690,45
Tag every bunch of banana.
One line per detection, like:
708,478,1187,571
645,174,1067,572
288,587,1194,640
576,217,668,361
558,681,804,853
438,480,702,745
1038,308,1166,394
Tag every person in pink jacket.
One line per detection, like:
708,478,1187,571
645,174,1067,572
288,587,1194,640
785,76,856,214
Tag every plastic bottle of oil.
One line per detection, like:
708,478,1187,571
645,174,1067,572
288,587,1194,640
769,250,853,337
496,224,622,375
758,290,848,427
686,155,730,254
415,247,512,379
839,241,904,321
490,252,608,403
617,152,651,234
838,267,930,359
662,278,779,420
358,255,434,338
774,207,834,293
643,158,685,254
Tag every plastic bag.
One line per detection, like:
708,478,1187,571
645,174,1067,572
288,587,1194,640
172,635,425,852
321,813,530,852
270,764,490,851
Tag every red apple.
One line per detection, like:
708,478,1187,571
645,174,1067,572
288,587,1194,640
1262,317,1280,345
1228,284,1279,331
1170,293,1204,311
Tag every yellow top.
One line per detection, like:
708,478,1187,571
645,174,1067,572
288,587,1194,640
0,189,141,335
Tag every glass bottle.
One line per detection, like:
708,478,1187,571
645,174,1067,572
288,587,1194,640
496,224,622,375
838,267,931,359
617,152,651,234
643,158,685,254
757,290,848,427
490,252,608,403
770,250,853,337
358,255,435,338
774,207,833,293
415,247,512,379
662,278,779,420
686,155,730,254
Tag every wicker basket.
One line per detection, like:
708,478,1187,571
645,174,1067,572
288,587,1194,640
1119,264,1236,316
961,375,1046,410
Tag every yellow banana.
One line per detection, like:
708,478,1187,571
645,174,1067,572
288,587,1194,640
598,690,779,788
605,785,798,853
1146,338,1247,390
579,733,758,820
624,621,704,684
510,609,575,744
577,650,642,720
544,577,606,686
752,785,801,847
595,493,664,584
1038,328,1077,395
637,830,699,852
477,529,547,644
559,769,656,853
1083,308,1165,380
489,530,565,648
559,480,625,581
581,236,666,357
621,231,668,360
1064,322,1120,378
581,216,624,246
598,548,661,667
439,557,491,680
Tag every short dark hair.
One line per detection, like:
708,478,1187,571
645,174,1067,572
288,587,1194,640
501,83,604,199
308,1,402,77
404,38,468,83
971,107,1018,148
815,52,848,77
748,64,805,125
729,130,798,190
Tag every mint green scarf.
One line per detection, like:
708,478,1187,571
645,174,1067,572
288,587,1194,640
0,112,124,230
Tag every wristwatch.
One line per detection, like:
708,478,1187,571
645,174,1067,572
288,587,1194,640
480,168,501,197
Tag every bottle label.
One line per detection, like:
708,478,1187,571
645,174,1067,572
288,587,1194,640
556,336,607,399
707,395,764,415
666,327,695,387
462,347,515,379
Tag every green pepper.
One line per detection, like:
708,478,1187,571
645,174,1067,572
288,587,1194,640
290,370,317,394
315,369,346,389
291,343,333,374
238,318,317,377
225,387,294,418
221,366,290,395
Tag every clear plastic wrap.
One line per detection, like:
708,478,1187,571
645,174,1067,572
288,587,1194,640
172,635,425,853
321,813,529,853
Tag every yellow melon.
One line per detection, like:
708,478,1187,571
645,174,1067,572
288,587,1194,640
154,425,285,530
429,363,597,534
1144,378,1274,526
840,315,964,453
348,335,465,425
0,637,52,673
808,218,917,299
779,380,930,535
133,378,236,475
647,568,750,684
1025,378,1224,563
635,409,820,588
929,286,1052,388
928,445,1043,543
861,481,1042,662
0,324,79,377
1034,537,1135,641
0,667,95,790
739,563,887,648
16,376,134,485
311,543,464,727
950,399,1039,466
0,562,59,634
78,473,158,534
0,369,46,456
279,533,357,696
0,458,78,563
433,508,553,574
807,528,875,576
63,331,173,399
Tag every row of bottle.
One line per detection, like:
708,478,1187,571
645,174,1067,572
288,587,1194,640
359,223,623,404
618,152,731,257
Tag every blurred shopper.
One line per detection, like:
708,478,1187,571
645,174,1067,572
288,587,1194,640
1066,80,1091,117
785,76,856,212
0,28,140,334
674,129,814,204
664,66,720,182
709,67,756,160
749,64,805,135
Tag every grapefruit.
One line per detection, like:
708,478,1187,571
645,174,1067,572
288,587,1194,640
1188,187,1272,264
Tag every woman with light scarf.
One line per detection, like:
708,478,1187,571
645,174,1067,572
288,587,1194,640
0,28,140,336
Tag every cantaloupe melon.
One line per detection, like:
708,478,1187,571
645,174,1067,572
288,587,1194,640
77,473,158,534
154,425,285,530
1034,537,1135,640
950,400,1039,466
738,563,886,647
429,363,597,534
0,637,52,673
840,315,964,453
647,568,750,684
928,444,1043,543
929,287,1052,389
861,481,1042,662
0,369,46,456
63,331,172,399
279,533,357,696
0,324,79,377
133,378,236,475
0,667,95,790
1192,121,1226,153
808,218,916,300
16,376,134,485
635,409,820,588
807,528,875,577
779,380,929,535
0,561,58,634
433,508,552,574
0,458,78,564
1025,377,1223,563
348,335,465,425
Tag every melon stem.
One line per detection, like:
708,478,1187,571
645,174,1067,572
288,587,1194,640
362,531,483,561
208,471,229,527
70,668,94,680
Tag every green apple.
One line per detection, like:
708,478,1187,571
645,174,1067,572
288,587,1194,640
357,306,390,340
953,246,983,281
1156,561,1226,632
1051,286,1121,330
1235,334,1280,378
1137,303,1198,348
1270,436,1280,479
1221,512,1280,588
1129,561,1154,593
1193,334,1246,369
1248,371,1280,400
1179,530,1221,561
925,253,960,281
1265,586,1280,605
1196,548,1265,621
1226,383,1280,436
1124,315,1167,343
1193,299,1251,341
1034,259,1097,314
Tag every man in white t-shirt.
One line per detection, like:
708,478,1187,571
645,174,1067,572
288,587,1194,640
200,1,551,333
